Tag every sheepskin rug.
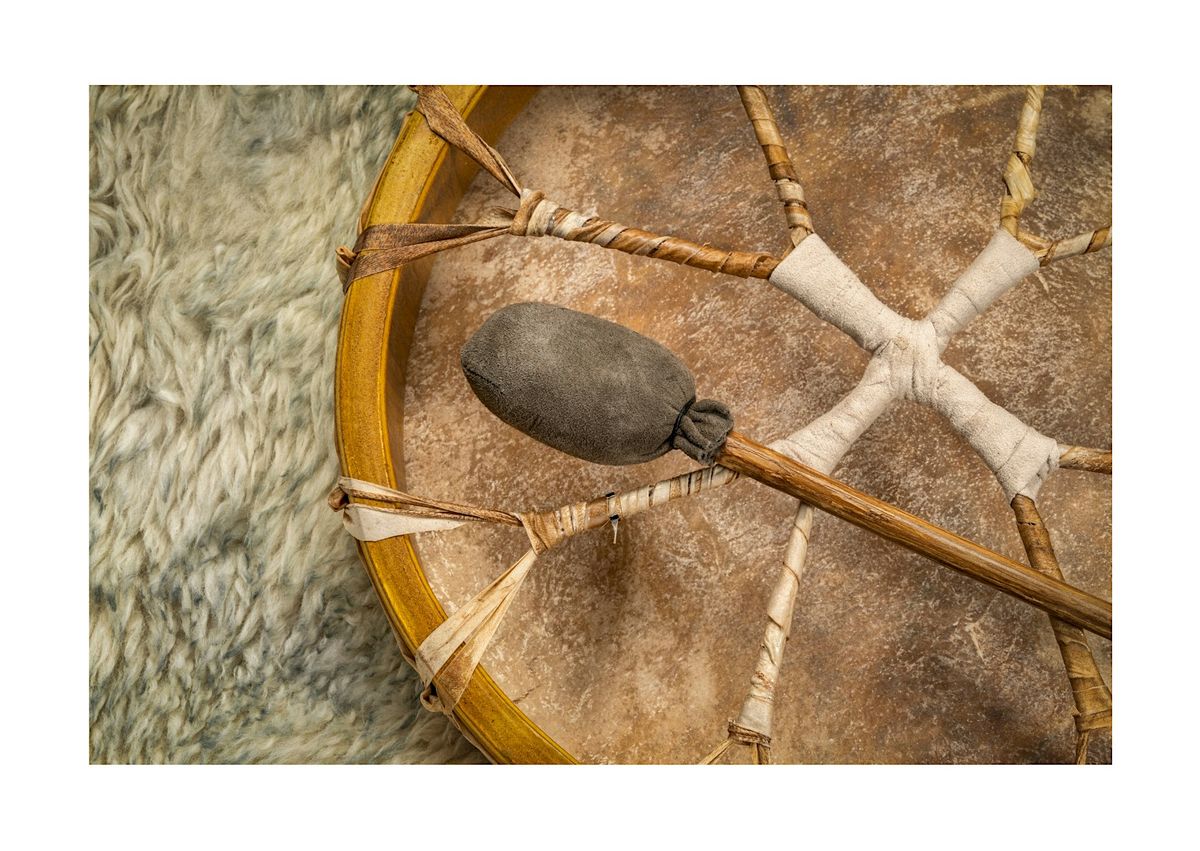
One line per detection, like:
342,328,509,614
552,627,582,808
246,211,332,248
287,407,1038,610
89,85,484,763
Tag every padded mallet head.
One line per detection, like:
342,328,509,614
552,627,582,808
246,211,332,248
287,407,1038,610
461,302,733,465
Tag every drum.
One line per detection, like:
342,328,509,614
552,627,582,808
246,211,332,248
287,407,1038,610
333,86,1111,763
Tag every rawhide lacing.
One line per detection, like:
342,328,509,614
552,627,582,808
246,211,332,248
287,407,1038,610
330,467,740,714
702,85,1111,764
336,87,779,291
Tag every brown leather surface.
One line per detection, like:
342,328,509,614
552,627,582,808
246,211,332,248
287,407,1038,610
399,86,1111,763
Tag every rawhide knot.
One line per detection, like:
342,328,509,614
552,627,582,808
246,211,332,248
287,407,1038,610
334,245,357,289
419,681,448,714
671,397,733,465
508,189,547,236
726,721,772,747
516,509,566,554
509,188,593,239
326,483,350,511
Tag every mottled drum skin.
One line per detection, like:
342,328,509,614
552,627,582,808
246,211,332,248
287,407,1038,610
400,86,1111,764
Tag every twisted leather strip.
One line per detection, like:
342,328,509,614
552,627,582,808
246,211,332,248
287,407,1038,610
412,85,522,195
340,223,510,291
1012,494,1112,743
1000,86,1043,235
332,476,520,527
333,465,741,714
337,86,781,290
1075,708,1113,734
738,85,813,245
508,189,779,277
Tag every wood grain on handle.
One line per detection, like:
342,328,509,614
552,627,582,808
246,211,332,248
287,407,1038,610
717,432,1112,639
1058,445,1112,474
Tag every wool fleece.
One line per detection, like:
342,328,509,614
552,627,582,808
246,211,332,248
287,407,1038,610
89,85,485,763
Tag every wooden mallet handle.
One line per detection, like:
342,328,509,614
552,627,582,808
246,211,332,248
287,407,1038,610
461,302,1111,639
718,432,1111,639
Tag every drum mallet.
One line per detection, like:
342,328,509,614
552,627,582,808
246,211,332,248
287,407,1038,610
460,302,1111,639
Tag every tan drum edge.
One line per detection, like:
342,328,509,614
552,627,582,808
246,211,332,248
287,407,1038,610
332,85,574,764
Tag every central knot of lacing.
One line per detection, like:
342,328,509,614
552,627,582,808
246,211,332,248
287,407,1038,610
768,230,1055,501
875,318,941,403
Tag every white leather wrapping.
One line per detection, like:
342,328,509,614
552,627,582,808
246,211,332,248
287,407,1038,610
732,229,1048,744
768,229,1051,500
927,228,1041,348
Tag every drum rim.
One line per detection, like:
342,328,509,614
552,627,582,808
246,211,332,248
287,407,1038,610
333,85,574,764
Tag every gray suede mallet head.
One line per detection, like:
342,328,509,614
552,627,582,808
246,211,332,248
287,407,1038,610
461,302,733,465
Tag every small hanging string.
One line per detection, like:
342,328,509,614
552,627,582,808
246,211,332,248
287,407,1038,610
605,492,620,543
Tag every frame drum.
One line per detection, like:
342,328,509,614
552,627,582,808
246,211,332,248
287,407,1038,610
334,86,1111,763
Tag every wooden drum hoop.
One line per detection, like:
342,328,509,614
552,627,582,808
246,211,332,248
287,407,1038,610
333,86,569,762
